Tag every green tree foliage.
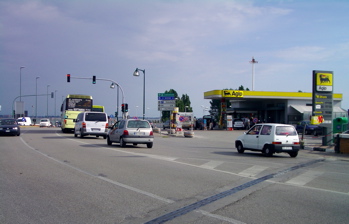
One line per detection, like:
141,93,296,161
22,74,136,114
161,89,192,121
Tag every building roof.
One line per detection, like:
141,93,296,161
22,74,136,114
204,90,343,100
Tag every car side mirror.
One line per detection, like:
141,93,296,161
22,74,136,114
73,119,77,122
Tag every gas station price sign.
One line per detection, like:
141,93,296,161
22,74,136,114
312,70,333,124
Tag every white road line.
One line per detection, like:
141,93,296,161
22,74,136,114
196,210,247,224
200,161,224,169
238,165,268,177
20,137,174,204
286,170,324,186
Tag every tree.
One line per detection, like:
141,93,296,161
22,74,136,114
161,89,193,121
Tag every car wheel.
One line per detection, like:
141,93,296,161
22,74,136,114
74,130,78,137
120,137,126,147
236,142,244,153
147,142,153,148
107,136,112,145
263,146,273,157
289,152,298,158
103,135,107,139
80,129,84,138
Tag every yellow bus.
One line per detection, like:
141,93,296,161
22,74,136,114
92,105,105,112
60,94,93,133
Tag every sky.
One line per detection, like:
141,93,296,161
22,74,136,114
1,0,348,118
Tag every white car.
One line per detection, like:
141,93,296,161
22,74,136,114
235,123,300,157
39,119,51,127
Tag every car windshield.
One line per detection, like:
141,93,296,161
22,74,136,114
85,113,107,122
0,119,17,125
41,119,49,122
127,120,150,128
276,126,297,136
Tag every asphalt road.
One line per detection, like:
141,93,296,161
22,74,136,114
1,127,348,224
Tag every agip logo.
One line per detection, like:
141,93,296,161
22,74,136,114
316,73,333,92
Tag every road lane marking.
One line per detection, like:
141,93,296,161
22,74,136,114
196,210,247,224
144,159,324,224
200,161,224,169
20,137,174,204
286,170,324,186
238,165,268,177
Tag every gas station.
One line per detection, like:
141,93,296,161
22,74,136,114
204,89,346,126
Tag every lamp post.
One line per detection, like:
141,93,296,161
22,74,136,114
249,57,258,91
110,83,119,120
19,66,25,102
133,68,146,120
46,85,50,117
54,90,58,120
35,76,40,122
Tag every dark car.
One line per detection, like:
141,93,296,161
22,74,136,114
0,118,21,136
296,121,323,136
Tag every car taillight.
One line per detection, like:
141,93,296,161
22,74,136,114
82,122,86,128
272,142,282,144
64,119,67,124
123,130,129,135
150,131,153,136
293,142,300,145
105,123,108,128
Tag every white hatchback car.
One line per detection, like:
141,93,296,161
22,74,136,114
39,119,51,127
235,123,300,157
107,119,154,148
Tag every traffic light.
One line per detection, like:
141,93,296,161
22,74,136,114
92,76,96,84
125,103,128,112
67,74,70,82
115,111,118,117
51,92,54,98
121,104,125,112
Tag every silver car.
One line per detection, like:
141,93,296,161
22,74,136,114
107,119,154,148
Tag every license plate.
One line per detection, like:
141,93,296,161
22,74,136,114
5,130,10,132
134,132,145,135
91,128,100,131
282,147,292,150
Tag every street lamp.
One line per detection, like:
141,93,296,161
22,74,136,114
249,57,258,91
133,68,145,120
46,85,50,117
19,66,25,102
35,76,40,122
110,83,119,120
54,90,58,119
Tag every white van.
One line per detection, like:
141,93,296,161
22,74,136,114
74,112,108,138
17,117,32,126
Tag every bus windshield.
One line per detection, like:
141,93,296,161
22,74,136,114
66,98,92,111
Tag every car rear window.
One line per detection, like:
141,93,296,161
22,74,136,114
275,126,297,136
0,119,16,125
85,113,107,122
127,120,150,128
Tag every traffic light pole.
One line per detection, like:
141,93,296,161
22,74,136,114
67,76,127,119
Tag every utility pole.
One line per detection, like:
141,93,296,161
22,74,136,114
250,57,258,91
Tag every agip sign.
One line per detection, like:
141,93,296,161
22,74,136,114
312,70,333,125
315,72,333,92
